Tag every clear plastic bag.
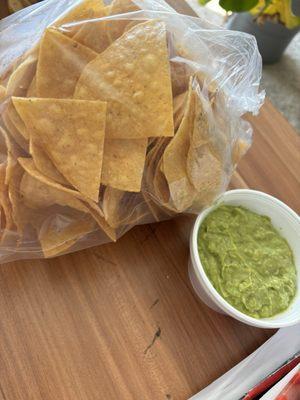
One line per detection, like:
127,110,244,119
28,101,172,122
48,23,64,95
0,0,265,263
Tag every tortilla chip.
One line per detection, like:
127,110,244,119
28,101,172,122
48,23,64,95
0,126,24,187
173,91,187,132
75,20,174,139
82,201,117,241
72,6,111,53
6,101,29,140
20,171,88,213
6,53,38,97
142,138,176,220
29,141,68,185
170,60,191,97
162,83,197,211
13,98,107,201
107,0,140,42
2,110,29,152
55,0,105,28
186,94,222,194
18,157,89,209
38,213,96,258
102,187,150,229
0,85,6,100
18,157,115,240
26,76,37,97
8,161,30,235
36,28,97,99
102,138,147,192
0,163,15,233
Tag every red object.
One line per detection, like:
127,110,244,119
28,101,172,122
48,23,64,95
242,356,300,400
276,372,300,400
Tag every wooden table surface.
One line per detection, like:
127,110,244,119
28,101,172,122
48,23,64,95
0,2,299,400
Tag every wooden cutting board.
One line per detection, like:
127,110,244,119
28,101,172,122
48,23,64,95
0,2,299,400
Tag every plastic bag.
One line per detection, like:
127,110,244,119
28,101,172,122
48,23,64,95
0,0,265,263
190,323,300,400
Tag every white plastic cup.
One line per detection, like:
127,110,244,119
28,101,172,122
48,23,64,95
189,189,300,329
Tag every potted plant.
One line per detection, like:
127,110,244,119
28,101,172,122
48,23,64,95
199,0,300,63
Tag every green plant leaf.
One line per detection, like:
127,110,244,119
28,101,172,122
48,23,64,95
219,0,259,12
198,0,212,5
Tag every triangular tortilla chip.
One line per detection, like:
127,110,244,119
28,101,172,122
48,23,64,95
102,187,150,229
18,158,88,213
18,157,115,241
72,6,111,53
2,111,29,152
36,28,97,99
0,163,15,234
186,93,222,194
162,81,197,211
55,0,105,28
107,0,140,42
26,76,37,97
6,52,37,97
29,141,68,185
173,91,187,132
1,127,23,186
38,213,96,258
6,101,29,140
102,138,147,192
170,60,191,98
13,98,107,201
8,161,30,235
0,85,6,100
82,201,117,241
20,171,87,213
142,138,176,220
75,20,174,139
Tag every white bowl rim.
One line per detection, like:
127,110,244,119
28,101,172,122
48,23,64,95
191,189,300,329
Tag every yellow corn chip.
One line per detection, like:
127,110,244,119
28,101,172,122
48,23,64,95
2,110,29,152
0,127,23,186
186,94,222,194
36,28,97,98
55,0,105,27
162,82,198,212
82,201,117,241
173,91,187,132
6,101,29,140
29,141,68,185
8,161,29,235
102,138,147,192
18,157,115,241
107,0,140,42
18,157,91,213
13,98,107,201
0,85,6,100
73,6,110,53
0,163,15,233
26,76,37,97
38,213,96,258
75,20,174,139
102,187,150,229
20,171,87,213
142,138,176,220
6,53,37,97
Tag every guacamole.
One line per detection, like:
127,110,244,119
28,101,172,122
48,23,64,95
198,205,297,319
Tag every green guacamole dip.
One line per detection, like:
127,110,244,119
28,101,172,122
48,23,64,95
198,205,297,319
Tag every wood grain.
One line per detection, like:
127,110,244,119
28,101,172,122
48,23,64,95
0,101,298,400
0,2,299,400
0,0,9,19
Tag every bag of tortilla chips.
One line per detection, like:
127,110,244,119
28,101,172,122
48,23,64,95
0,0,264,263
